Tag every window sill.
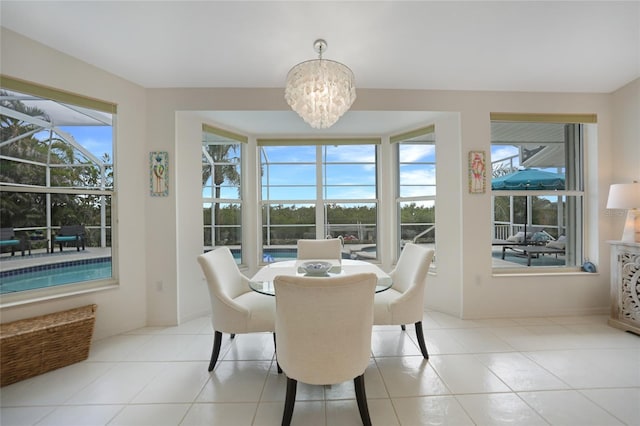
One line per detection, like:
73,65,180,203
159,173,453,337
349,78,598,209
0,279,118,309
492,267,598,278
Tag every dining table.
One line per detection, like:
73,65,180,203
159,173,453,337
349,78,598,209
249,259,392,296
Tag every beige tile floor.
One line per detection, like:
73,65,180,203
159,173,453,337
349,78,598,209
1,311,639,425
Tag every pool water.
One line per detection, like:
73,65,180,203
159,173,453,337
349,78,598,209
0,259,112,294
231,248,298,263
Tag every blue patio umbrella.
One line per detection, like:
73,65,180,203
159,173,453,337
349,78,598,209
492,169,565,242
491,168,565,191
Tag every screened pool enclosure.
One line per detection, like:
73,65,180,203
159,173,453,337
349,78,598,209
0,80,115,295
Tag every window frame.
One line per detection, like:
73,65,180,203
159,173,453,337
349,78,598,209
0,76,117,306
258,139,380,262
392,125,437,264
489,114,593,272
201,124,246,264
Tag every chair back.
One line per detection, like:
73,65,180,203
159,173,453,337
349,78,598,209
391,243,434,294
197,247,253,331
0,228,16,240
57,225,85,237
274,273,376,385
296,238,342,260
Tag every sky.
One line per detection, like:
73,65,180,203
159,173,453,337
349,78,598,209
251,144,436,203
52,124,545,201
200,142,500,205
59,126,112,160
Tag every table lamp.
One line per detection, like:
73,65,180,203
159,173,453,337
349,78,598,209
607,181,640,243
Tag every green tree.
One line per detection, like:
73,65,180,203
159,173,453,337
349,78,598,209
202,143,240,244
1,92,111,245
0,91,49,227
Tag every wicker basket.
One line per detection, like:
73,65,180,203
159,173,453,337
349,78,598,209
0,304,97,386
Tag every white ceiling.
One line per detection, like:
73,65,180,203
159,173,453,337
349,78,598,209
2,1,639,135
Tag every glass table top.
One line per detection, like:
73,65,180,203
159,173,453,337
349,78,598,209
249,259,392,296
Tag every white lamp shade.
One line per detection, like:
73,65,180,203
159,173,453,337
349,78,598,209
607,182,640,243
606,183,640,209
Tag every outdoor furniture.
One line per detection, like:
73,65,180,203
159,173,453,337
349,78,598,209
0,228,29,256
492,169,565,249
492,238,517,246
501,237,566,266
52,225,86,252
274,272,377,426
28,231,49,253
522,246,565,266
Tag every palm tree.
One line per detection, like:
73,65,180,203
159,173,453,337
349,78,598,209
1,91,110,233
0,91,50,227
201,143,240,245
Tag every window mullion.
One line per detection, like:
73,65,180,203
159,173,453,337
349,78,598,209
316,145,324,238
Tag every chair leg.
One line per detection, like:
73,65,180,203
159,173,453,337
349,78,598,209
354,374,372,426
282,377,297,426
208,331,223,372
414,321,429,359
401,324,406,331
273,332,282,374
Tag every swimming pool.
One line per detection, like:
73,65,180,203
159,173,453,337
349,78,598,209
230,247,352,263
0,258,112,294
230,248,298,263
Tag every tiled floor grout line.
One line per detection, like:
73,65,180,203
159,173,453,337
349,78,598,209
2,313,638,425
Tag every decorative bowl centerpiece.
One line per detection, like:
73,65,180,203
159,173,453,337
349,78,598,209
300,261,333,276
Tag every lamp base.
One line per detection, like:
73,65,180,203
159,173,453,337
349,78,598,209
620,209,640,243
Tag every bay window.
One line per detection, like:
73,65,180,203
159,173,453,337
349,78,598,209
392,126,436,262
202,125,244,263
258,139,379,262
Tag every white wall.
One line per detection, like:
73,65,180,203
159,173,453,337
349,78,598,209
427,113,464,315
611,79,640,184
175,112,211,321
148,87,618,322
0,29,148,339
3,29,638,337
145,88,287,325
455,93,613,318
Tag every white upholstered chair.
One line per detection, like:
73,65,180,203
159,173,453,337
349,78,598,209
373,243,434,359
274,273,377,426
197,247,276,371
296,238,342,261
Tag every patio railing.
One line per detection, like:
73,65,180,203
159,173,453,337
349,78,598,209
494,222,561,240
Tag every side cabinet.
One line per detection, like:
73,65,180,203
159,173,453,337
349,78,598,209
608,241,640,335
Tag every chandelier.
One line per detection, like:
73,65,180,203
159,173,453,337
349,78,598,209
284,39,356,129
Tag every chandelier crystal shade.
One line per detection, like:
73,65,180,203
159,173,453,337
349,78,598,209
285,39,356,129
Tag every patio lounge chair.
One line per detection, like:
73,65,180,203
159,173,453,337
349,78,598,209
52,225,86,252
0,228,28,256
520,245,566,266
501,236,566,266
